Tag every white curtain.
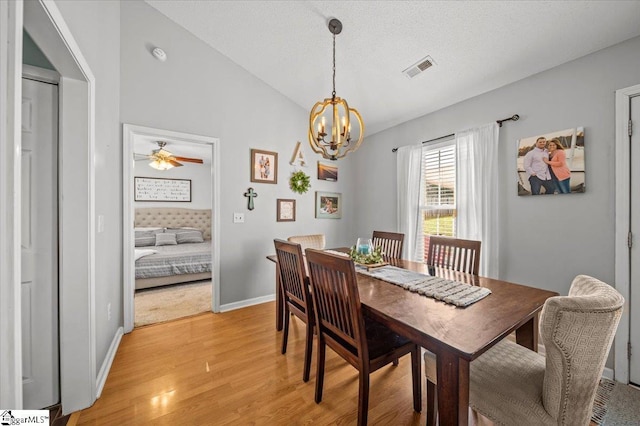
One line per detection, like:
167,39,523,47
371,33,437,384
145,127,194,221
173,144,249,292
397,144,424,261
455,123,500,278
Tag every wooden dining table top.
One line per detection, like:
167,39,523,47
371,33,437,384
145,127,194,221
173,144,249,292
267,250,557,360
356,256,557,360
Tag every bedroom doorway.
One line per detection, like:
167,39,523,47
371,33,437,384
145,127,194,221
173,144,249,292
122,124,220,333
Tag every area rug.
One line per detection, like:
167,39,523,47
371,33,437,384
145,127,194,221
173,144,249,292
591,378,640,425
134,280,211,327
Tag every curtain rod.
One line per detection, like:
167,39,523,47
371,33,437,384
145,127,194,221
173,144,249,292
391,114,519,153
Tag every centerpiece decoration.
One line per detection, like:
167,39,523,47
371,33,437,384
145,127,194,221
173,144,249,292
289,170,311,194
349,237,386,268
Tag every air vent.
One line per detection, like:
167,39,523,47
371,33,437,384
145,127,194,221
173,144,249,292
402,55,435,79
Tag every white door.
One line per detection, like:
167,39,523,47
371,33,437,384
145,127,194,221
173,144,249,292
630,94,640,385
21,76,59,408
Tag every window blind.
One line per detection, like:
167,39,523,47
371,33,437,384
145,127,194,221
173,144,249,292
419,141,456,261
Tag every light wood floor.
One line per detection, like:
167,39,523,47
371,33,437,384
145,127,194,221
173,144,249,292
73,301,566,425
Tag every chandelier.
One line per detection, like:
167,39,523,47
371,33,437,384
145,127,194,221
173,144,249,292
308,19,364,161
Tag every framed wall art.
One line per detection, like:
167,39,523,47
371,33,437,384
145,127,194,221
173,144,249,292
134,177,191,202
276,199,296,222
315,191,342,219
516,127,585,196
250,149,278,184
317,160,338,181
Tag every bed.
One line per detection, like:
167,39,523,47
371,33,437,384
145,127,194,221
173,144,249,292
134,208,212,290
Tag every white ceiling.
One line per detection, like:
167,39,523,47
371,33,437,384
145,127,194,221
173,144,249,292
146,0,640,136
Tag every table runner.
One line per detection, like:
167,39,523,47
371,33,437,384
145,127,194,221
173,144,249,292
356,265,491,307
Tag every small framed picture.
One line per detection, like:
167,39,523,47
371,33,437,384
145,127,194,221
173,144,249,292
317,161,338,181
315,191,342,219
250,149,278,184
277,199,296,222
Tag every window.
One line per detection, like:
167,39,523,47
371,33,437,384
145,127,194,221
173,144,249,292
419,139,456,261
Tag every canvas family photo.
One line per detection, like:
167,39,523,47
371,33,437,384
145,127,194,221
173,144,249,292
516,127,585,196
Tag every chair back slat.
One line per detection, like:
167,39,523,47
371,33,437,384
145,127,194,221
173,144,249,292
306,249,364,351
274,239,309,309
372,231,405,259
427,236,481,275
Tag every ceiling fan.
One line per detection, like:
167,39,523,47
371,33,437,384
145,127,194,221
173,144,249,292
134,141,204,170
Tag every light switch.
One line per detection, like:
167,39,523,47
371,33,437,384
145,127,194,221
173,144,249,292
233,213,245,223
97,215,105,233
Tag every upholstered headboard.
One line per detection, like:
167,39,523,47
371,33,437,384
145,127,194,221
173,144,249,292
135,208,212,240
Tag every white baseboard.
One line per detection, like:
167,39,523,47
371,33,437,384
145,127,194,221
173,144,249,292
96,326,123,398
219,294,275,312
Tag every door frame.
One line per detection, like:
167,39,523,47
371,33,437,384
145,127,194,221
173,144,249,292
0,0,97,413
614,83,640,384
122,124,221,333
0,0,24,409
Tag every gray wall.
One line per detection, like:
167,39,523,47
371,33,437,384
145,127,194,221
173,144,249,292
23,30,55,70
120,1,355,306
353,35,640,298
55,0,121,372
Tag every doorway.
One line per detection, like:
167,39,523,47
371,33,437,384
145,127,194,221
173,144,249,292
614,83,640,385
0,0,96,412
132,138,213,327
21,67,59,409
122,124,221,333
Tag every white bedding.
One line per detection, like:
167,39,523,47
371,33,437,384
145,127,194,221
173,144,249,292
135,248,158,261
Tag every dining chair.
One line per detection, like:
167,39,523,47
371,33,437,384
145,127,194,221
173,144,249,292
427,235,481,275
371,230,405,259
305,248,422,426
274,239,314,382
423,235,481,423
287,234,326,251
424,274,624,426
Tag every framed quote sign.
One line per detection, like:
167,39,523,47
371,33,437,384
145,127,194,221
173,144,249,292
276,199,296,222
134,177,191,202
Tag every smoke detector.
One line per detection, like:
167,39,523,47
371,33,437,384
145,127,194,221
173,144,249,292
402,55,435,79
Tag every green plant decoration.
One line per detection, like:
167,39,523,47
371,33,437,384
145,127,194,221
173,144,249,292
289,170,311,194
349,245,385,265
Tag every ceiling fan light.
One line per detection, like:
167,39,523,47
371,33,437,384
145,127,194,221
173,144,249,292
149,159,174,171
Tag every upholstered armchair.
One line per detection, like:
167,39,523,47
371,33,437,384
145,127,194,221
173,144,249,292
287,234,326,251
424,274,624,425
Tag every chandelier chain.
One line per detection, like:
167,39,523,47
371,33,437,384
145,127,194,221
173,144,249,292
332,32,336,98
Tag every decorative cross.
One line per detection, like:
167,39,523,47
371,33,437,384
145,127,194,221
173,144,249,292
244,187,258,211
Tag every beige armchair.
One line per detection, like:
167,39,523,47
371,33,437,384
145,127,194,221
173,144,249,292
424,274,624,425
287,234,326,251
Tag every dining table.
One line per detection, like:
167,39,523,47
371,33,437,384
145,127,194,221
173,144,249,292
267,250,558,425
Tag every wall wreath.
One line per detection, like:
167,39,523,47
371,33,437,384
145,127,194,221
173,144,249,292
289,170,311,194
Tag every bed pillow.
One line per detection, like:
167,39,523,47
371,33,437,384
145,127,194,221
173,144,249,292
134,227,164,232
176,230,205,244
167,228,205,244
135,230,159,247
155,233,177,246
